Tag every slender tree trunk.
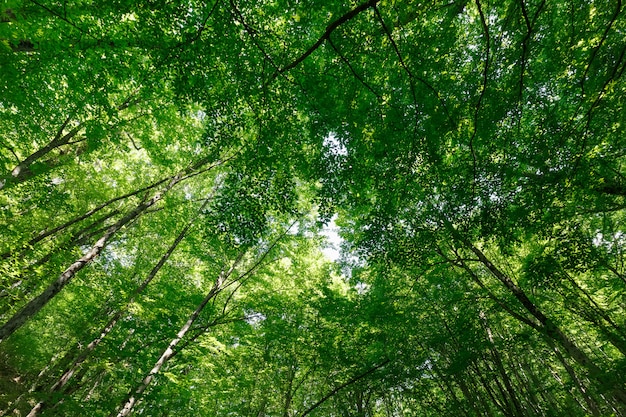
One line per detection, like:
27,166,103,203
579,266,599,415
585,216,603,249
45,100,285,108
24,205,204,417
282,366,295,417
468,363,508,416
519,356,559,416
0,163,208,342
505,353,542,416
429,360,468,415
113,255,243,417
112,219,292,416
479,311,525,417
549,341,602,417
455,375,492,417
0,210,121,312
456,234,626,407
113,282,222,417
561,271,626,355
560,294,626,357
424,293,493,416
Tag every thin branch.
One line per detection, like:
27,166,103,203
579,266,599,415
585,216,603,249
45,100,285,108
580,0,623,96
221,219,300,295
126,132,142,151
182,0,220,46
469,0,491,194
0,175,171,260
572,41,626,175
373,5,454,131
65,138,87,146
2,143,21,164
517,0,545,99
298,359,390,417
229,0,278,69
28,0,94,39
274,0,380,78
327,37,382,101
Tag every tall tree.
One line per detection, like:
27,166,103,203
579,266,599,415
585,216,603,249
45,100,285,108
2,0,626,416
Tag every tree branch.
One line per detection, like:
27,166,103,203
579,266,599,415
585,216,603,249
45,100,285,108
274,0,380,77
469,0,491,194
298,359,390,417
580,0,623,96
327,37,382,102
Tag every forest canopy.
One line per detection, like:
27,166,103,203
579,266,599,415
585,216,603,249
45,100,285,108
1,0,626,416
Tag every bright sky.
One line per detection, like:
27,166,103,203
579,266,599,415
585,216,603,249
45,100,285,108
319,133,346,262
320,214,341,262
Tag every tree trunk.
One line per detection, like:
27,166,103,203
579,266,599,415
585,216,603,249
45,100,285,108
455,374,493,417
505,353,542,416
479,311,525,417
561,271,626,356
113,255,243,417
460,236,626,407
0,169,194,342
550,341,602,417
112,220,292,416
24,207,202,417
469,359,511,416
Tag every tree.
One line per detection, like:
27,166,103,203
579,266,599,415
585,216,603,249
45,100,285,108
2,0,626,416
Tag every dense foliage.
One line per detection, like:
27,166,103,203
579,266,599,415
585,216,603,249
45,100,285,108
1,0,625,416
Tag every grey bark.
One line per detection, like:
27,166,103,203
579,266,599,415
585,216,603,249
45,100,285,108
114,256,242,417
24,203,206,417
0,156,220,342
460,235,626,407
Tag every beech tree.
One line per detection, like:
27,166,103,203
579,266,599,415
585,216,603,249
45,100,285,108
2,0,626,416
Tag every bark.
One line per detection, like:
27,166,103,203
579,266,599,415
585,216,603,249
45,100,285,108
441,244,541,331
422,292,490,416
457,233,626,407
0,210,121,311
113,255,243,417
519,356,559,416
427,358,467,415
0,117,81,190
418,342,474,416
561,295,626,357
282,366,295,417
455,257,541,330
603,262,626,286
0,156,218,342
113,285,220,417
24,204,204,417
505,353,542,416
471,362,509,416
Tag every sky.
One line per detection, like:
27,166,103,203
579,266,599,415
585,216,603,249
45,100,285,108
320,215,341,262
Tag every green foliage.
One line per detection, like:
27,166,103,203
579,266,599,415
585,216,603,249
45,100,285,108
2,0,626,416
